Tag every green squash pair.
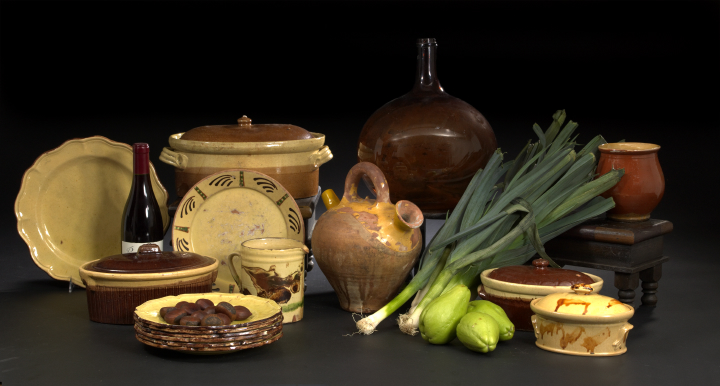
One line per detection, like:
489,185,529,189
419,287,515,353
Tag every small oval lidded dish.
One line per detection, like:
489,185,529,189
79,244,218,325
159,115,333,200
478,259,603,331
530,284,634,356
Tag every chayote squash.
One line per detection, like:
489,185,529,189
418,285,471,344
456,311,500,353
467,300,515,341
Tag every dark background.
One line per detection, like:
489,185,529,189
1,1,719,384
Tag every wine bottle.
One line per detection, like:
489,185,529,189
121,143,164,253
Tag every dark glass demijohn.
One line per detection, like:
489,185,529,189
121,143,164,253
357,38,498,215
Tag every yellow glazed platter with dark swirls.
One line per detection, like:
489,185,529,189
172,169,304,293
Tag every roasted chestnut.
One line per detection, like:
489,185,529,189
190,311,207,320
159,307,175,318
215,313,232,325
234,306,252,321
179,316,201,326
216,302,237,319
203,306,217,315
195,299,215,310
164,309,188,324
201,314,225,326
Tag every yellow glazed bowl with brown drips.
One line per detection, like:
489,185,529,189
530,284,634,356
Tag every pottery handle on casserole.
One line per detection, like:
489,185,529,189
159,147,188,170
226,252,242,291
343,162,391,204
531,315,540,339
612,322,634,351
311,146,333,168
477,284,487,298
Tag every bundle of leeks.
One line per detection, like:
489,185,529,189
356,110,625,335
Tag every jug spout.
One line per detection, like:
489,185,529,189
394,200,424,231
322,189,341,210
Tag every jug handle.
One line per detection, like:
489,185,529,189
343,162,390,204
226,252,242,290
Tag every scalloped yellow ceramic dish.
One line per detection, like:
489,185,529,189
15,136,169,287
172,169,304,293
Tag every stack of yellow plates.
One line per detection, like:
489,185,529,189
133,293,283,354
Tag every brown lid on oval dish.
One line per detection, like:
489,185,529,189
89,244,216,274
180,115,314,142
488,258,595,286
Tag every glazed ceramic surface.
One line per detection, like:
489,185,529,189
357,38,497,215
530,285,634,356
312,162,424,313
160,117,332,199
597,142,664,222
79,244,218,324
135,293,282,326
479,267,603,331
228,238,309,324
15,136,169,287
134,293,283,354
171,169,304,293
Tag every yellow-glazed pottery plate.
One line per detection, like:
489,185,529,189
134,293,282,327
15,136,169,287
172,169,304,293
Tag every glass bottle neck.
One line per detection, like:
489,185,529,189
413,39,444,93
133,143,151,175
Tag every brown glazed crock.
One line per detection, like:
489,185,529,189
160,116,332,199
478,259,603,331
596,142,664,222
79,244,218,324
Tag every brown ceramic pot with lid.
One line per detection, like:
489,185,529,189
79,244,218,324
357,38,497,216
160,115,332,199
478,258,603,331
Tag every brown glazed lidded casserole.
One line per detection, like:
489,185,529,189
79,244,218,324
160,116,332,200
478,258,603,331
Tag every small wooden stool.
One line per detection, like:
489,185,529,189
544,218,673,306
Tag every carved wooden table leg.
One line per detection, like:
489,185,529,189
640,264,662,306
615,272,640,305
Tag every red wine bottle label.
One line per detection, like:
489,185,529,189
122,241,163,254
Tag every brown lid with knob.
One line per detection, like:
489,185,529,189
180,115,314,143
487,258,595,286
88,244,216,274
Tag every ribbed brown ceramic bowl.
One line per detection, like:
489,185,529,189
79,245,219,325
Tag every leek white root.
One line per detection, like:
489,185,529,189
397,313,419,336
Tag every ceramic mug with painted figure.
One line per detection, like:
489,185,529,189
227,238,309,323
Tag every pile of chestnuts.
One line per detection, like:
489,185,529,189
159,299,253,326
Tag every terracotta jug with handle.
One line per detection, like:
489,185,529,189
312,162,424,313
